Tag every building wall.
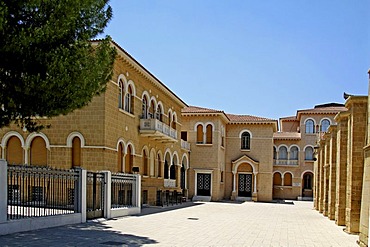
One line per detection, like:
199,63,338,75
225,123,275,201
0,42,190,207
181,115,227,201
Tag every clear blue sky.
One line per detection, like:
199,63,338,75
99,0,370,120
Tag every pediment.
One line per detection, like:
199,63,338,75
232,155,259,166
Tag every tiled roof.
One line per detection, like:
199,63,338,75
280,116,297,121
297,105,347,115
273,132,301,140
182,106,224,114
226,113,275,123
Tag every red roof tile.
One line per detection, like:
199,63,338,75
226,113,275,122
182,106,224,114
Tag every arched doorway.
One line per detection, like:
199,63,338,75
302,171,313,198
30,136,47,166
6,136,23,164
237,163,253,198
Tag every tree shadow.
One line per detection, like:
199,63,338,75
0,222,158,247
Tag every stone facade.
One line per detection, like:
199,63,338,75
0,40,190,206
274,104,346,202
314,89,370,246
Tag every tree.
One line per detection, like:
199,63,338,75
0,0,117,131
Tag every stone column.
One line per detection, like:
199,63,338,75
318,142,325,213
328,126,337,220
323,138,329,217
253,172,257,193
359,70,370,246
232,171,236,192
335,112,349,226
345,96,367,233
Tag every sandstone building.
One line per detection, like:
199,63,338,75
1,39,323,204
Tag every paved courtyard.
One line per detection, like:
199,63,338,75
0,201,359,247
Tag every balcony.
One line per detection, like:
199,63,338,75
164,179,176,188
181,139,191,151
140,118,177,142
274,159,299,166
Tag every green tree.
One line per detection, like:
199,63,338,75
0,0,116,131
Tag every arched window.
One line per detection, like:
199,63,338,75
221,127,225,147
321,119,330,132
142,97,148,119
273,173,282,186
149,101,155,119
30,137,47,166
6,136,23,164
278,146,288,160
124,85,133,113
284,173,292,186
170,163,176,179
305,119,314,134
206,124,212,144
164,160,169,179
241,132,251,150
117,143,124,172
181,164,186,189
168,112,172,126
303,173,313,189
72,137,81,168
143,150,148,176
196,124,203,144
290,146,298,160
125,145,133,173
172,114,177,129
273,146,277,160
118,80,124,109
157,154,162,177
305,146,314,160
155,105,162,121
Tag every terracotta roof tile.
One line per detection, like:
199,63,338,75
297,106,347,115
182,106,224,114
280,116,297,121
226,113,275,122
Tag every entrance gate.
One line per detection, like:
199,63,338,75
197,173,211,196
86,172,105,219
238,174,252,197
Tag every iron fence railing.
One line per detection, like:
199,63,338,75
111,173,137,208
86,171,105,219
7,165,79,220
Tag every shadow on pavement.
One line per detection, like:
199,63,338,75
253,200,295,205
0,222,158,247
136,201,204,217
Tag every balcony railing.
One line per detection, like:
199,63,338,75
164,179,176,188
181,139,191,151
274,159,299,166
140,118,177,142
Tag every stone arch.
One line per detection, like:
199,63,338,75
66,132,85,148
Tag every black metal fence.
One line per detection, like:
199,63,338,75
111,173,137,208
7,165,79,220
156,190,183,207
86,171,105,219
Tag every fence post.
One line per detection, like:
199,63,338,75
77,167,87,223
0,160,7,223
102,171,111,219
135,174,141,209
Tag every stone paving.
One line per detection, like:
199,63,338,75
0,201,359,246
